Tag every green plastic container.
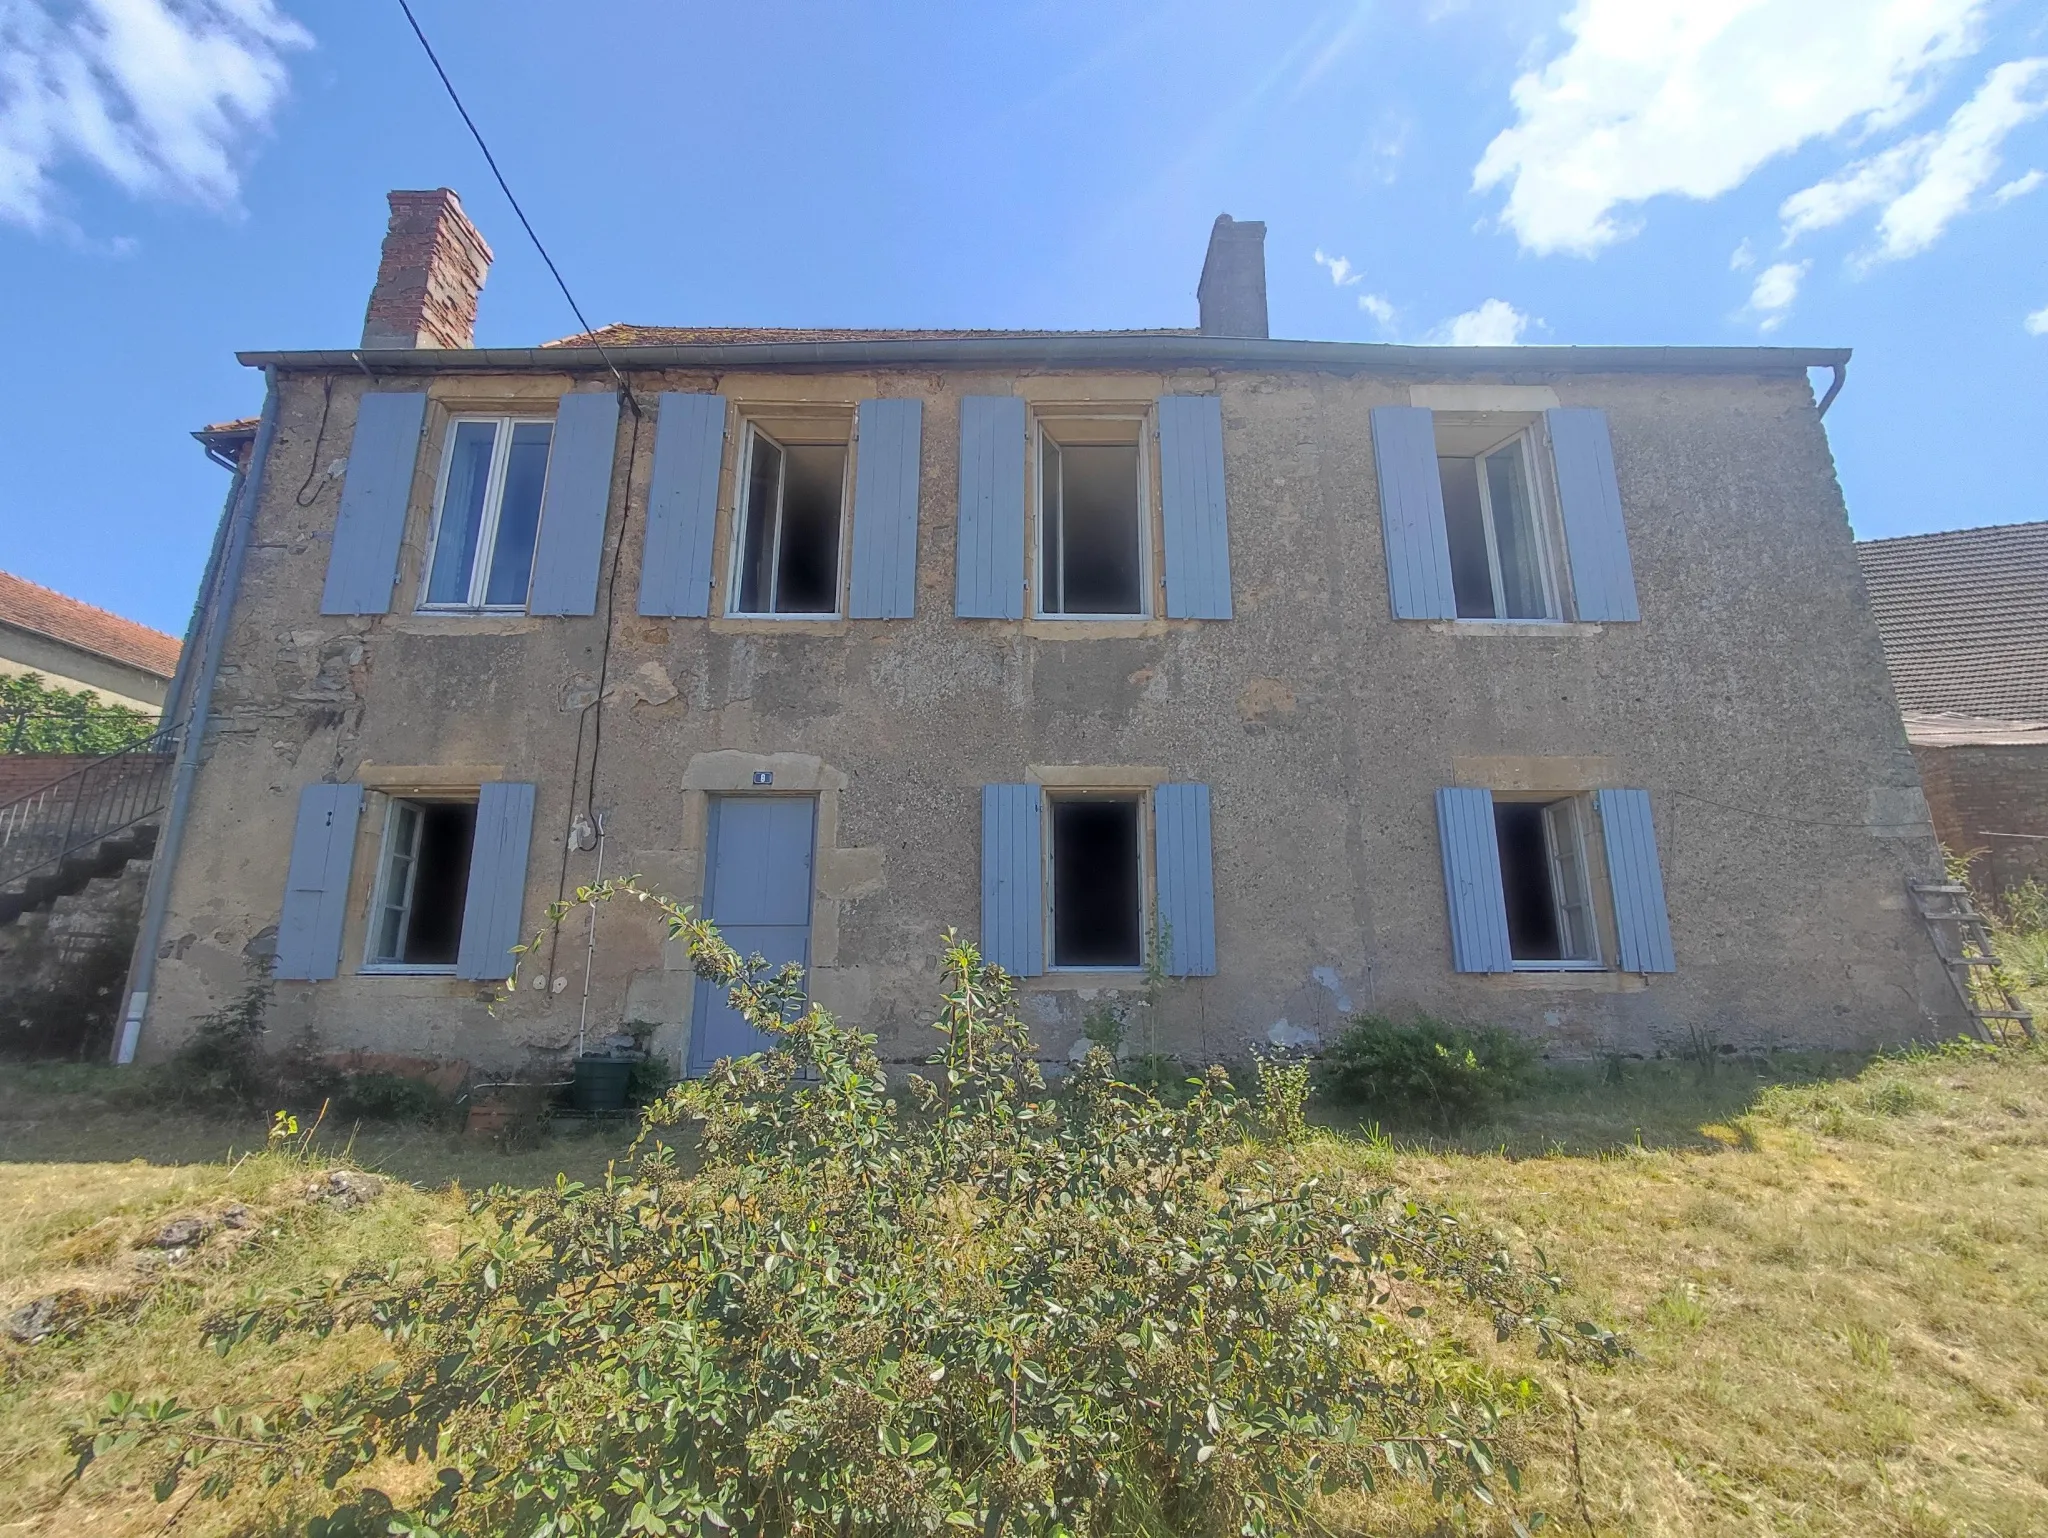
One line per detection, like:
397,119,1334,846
570,1055,633,1112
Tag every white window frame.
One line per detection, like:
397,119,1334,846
1043,788,1153,974
417,415,555,614
1462,428,1563,623
1032,416,1154,621
1509,794,1603,972
360,795,466,975
725,421,851,620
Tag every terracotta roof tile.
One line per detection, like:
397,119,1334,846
1856,521,2048,723
0,570,182,680
543,323,1198,348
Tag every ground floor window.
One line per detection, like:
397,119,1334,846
367,799,477,970
1494,797,1598,966
1049,795,1143,968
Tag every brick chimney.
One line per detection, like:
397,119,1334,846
1197,214,1268,339
361,189,494,350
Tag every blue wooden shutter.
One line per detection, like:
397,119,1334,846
1158,395,1233,620
322,393,426,615
980,783,1043,976
1371,406,1457,620
848,398,923,618
956,396,1026,618
1436,787,1512,973
1546,408,1640,622
274,783,363,980
638,393,727,617
1595,788,1676,972
457,782,537,981
528,392,621,616
1154,782,1218,976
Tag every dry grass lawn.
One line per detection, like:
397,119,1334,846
2,1038,2045,1536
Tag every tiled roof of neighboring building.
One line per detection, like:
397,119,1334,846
1856,521,2048,723
543,323,1198,347
0,570,182,680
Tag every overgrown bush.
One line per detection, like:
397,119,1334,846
82,879,1618,1536
0,671,157,754
1317,1014,1535,1127
329,1070,447,1124
161,959,276,1107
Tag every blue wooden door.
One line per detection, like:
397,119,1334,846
688,796,817,1075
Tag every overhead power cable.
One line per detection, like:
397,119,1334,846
395,0,632,403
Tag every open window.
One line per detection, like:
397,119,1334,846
421,417,554,611
731,422,848,616
365,798,477,971
1037,418,1147,617
1435,416,1561,621
1049,794,1144,968
1493,796,1599,968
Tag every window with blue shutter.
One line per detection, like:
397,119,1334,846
1546,408,1640,621
275,783,364,980
1154,782,1218,976
528,392,622,616
847,398,923,619
1157,396,1232,620
456,782,537,981
956,396,1027,619
1435,787,1512,972
323,393,427,615
1371,406,1458,620
980,783,1044,976
639,393,728,618
1595,788,1676,972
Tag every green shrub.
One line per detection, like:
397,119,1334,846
1318,1014,1535,1126
161,960,275,1108
1253,1052,1313,1145
87,880,1618,1537
330,1070,447,1123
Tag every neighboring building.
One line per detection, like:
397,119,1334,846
122,188,1963,1072
1857,521,2048,899
0,570,180,714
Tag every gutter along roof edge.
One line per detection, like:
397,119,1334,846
237,337,1853,376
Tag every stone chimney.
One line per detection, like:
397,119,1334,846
1197,214,1268,339
361,189,494,350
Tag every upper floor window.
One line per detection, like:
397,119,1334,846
1035,417,1149,618
731,423,848,617
1436,419,1560,621
421,417,553,611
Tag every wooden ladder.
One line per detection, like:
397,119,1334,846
1909,881,2038,1044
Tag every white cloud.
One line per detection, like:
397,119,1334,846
0,0,309,231
1780,57,2048,261
1745,260,1808,331
1729,238,1756,271
1430,299,1532,346
1312,247,1362,286
2027,303,2048,336
1357,292,1394,326
1993,168,2043,203
1473,0,1985,256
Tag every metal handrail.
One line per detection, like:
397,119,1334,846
0,726,180,893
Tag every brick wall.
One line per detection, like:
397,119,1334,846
0,755,99,805
361,189,493,351
1913,743,2048,897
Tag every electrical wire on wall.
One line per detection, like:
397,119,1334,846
393,0,654,997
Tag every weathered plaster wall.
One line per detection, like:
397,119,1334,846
139,361,1961,1070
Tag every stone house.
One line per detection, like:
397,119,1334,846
1857,521,2048,902
117,188,1964,1070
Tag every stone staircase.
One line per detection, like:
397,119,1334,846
0,732,175,926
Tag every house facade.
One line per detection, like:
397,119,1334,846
122,189,1963,1072
0,571,180,716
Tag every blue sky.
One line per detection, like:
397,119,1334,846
3,0,2045,635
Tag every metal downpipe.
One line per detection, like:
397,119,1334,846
114,368,281,1064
